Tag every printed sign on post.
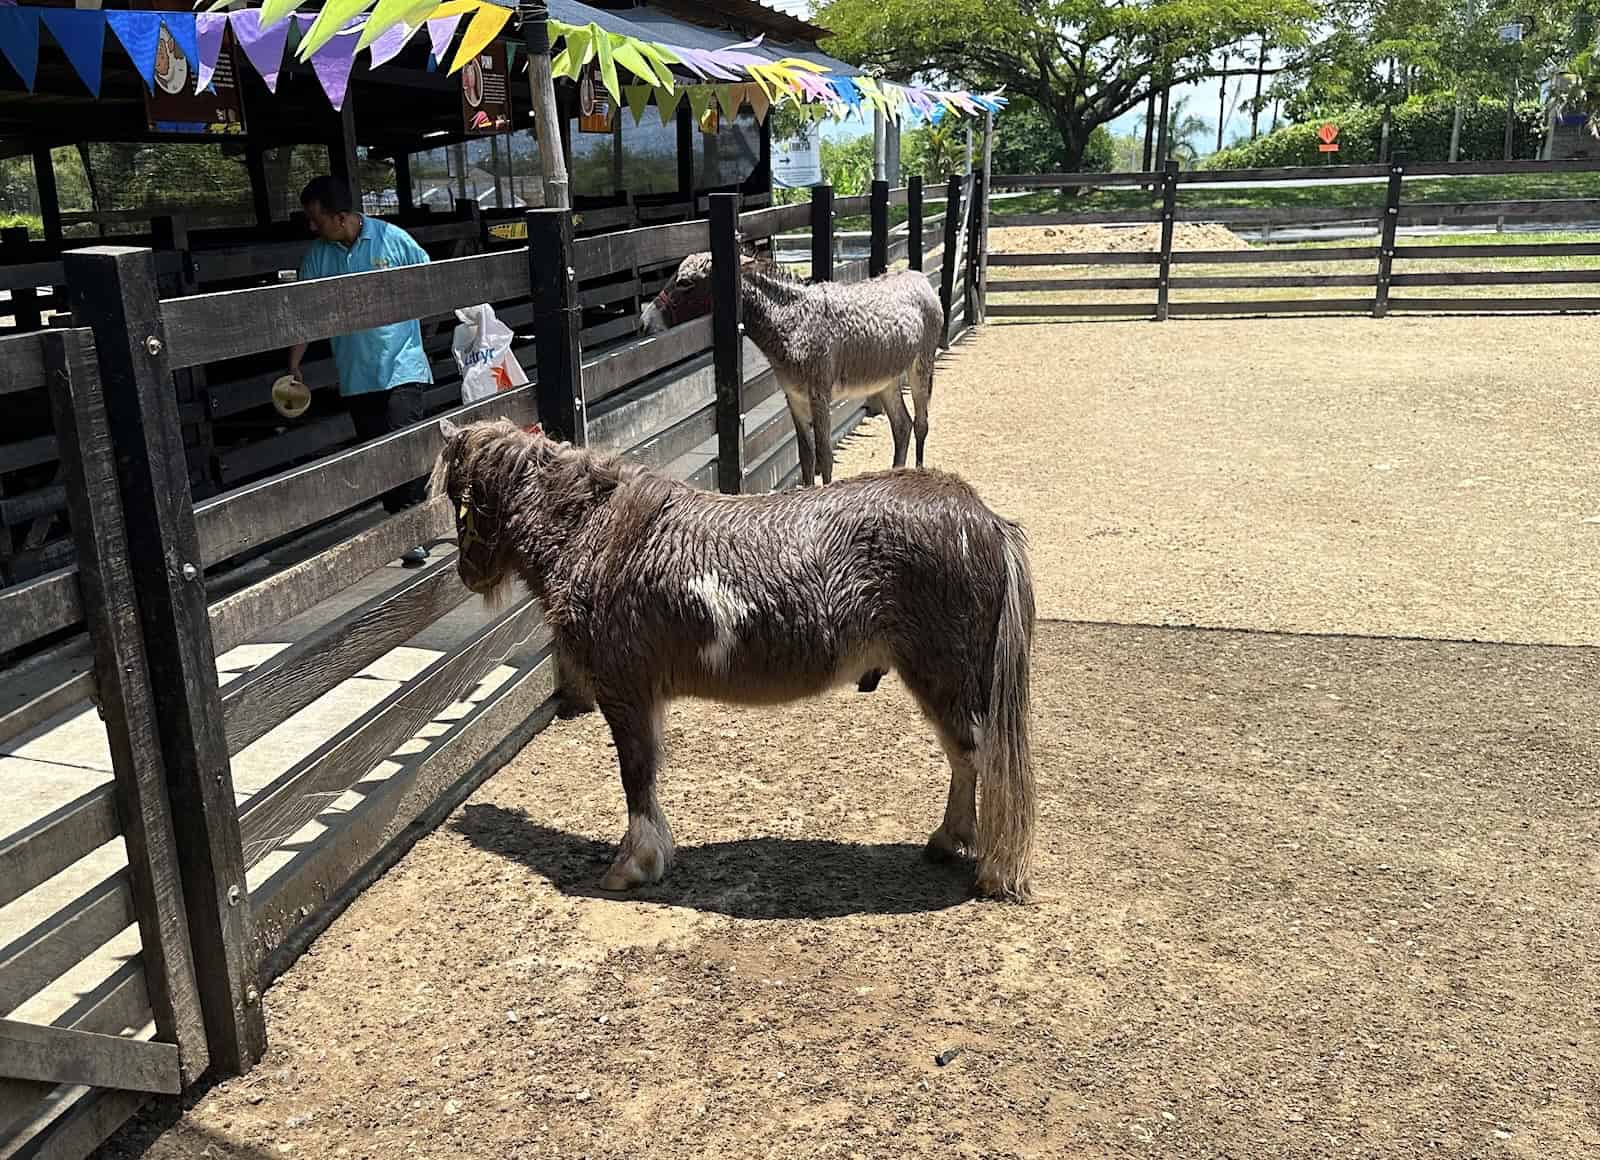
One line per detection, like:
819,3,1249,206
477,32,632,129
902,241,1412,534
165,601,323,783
1317,123,1340,153
578,61,613,133
462,41,512,135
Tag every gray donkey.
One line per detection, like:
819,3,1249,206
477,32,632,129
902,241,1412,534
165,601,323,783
642,255,944,487
431,416,1038,902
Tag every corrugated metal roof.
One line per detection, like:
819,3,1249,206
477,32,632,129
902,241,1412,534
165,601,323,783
622,5,859,75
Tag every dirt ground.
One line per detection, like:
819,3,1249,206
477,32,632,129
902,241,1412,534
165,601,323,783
100,320,1600,1159
992,222,1248,253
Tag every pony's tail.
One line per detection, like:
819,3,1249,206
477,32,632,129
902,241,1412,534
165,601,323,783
975,520,1037,903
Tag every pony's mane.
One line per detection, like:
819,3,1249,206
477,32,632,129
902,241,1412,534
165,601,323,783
431,418,648,508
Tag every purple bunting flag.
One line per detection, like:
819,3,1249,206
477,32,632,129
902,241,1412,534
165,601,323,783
229,8,292,94
195,12,228,93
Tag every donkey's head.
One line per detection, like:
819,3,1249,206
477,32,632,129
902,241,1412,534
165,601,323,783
430,416,531,604
638,245,769,335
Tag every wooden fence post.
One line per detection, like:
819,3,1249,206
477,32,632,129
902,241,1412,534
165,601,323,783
869,179,889,277
1374,153,1406,319
43,327,212,1084
710,193,744,495
526,207,586,445
1,227,41,332
152,214,215,499
810,183,834,282
63,246,267,1075
1156,160,1179,322
939,174,964,346
908,176,924,272
965,170,985,324
976,111,994,322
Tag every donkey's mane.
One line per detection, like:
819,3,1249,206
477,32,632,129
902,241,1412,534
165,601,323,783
433,418,648,510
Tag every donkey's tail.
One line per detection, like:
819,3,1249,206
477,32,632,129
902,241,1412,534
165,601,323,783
975,519,1037,902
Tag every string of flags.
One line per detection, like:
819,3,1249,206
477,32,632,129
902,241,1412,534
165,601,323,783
0,2,1005,124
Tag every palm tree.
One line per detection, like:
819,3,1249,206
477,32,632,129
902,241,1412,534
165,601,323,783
1135,94,1212,168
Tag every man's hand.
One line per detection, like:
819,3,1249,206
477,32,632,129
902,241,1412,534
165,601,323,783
287,340,308,378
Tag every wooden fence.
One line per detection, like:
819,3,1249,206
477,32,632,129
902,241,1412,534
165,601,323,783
986,157,1600,320
0,174,984,1159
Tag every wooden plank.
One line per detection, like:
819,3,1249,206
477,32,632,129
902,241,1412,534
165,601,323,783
1166,298,1374,315
249,622,556,973
1394,242,1600,259
1387,296,1600,312
991,172,1162,188
161,247,529,369
831,194,872,216
1172,246,1379,265
1390,269,1600,287
216,413,358,488
0,261,65,293
580,315,640,349
0,660,94,750
1184,206,1383,225
1396,198,1600,223
0,485,66,526
208,499,453,656
573,220,710,280
988,276,1161,292
987,302,1158,318
1169,273,1377,289
578,277,640,308
187,240,310,286
0,333,45,397
43,328,209,1080
1403,158,1600,177
998,210,1163,226
0,872,133,1017
623,401,716,472
221,552,471,755
987,250,1160,267
582,317,714,405
739,204,812,237
63,245,266,1072
238,605,550,864
0,436,59,475
0,569,82,656
710,195,744,494
587,358,715,454
0,789,119,913
1177,164,1391,183
0,1081,146,1160
0,1019,179,1095
193,384,537,568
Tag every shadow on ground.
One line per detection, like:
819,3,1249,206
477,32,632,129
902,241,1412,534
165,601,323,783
451,801,975,919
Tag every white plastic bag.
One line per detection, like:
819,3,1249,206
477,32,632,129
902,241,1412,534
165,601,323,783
451,303,529,405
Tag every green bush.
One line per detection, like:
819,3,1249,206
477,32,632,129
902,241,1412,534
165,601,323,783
1204,94,1547,169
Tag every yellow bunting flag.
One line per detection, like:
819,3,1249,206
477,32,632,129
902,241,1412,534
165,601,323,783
448,1,512,74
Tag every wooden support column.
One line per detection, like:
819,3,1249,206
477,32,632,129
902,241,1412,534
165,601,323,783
33,144,62,243
1374,154,1406,319
395,150,415,214
677,104,694,206
330,98,361,203
810,183,833,282
1155,160,1178,322
709,193,744,494
939,174,963,345
43,327,211,1084
869,180,889,278
63,246,267,1075
526,208,585,443
907,176,923,271
966,170,984,324
244,140,272,225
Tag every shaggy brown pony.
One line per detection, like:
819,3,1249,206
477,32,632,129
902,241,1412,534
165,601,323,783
430,417,1038,901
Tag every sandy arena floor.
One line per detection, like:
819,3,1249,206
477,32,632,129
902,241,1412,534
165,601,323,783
100,318,1600,1159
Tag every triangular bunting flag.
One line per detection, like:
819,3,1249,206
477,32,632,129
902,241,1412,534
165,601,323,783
40,9,106,96
624,84,652,126
194,12,228,93
425,14,461,67
161,14,200,88
105,11,161,93
685,85,714,127
655,85,683,126
746,83,770,123
0,8,39,90
308,26,362,110
229,8,292,94
715,84,741,118
365,21,415,69
447,2,511,74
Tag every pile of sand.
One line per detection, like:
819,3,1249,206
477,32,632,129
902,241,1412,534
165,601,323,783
991,222,1247,254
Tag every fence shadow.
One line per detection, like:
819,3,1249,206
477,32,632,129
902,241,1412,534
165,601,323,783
451,802,975,919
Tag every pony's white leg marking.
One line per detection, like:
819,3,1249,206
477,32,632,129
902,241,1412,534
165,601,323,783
600,809,675,891
926,736,979,861
687,571,753,671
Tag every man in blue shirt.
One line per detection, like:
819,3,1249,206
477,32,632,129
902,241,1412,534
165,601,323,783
288,175,434,565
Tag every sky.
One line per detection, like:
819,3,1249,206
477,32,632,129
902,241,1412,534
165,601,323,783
765,0,1283,153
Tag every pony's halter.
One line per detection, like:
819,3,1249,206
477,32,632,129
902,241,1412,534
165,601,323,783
456,484,495,557
653,282,711,328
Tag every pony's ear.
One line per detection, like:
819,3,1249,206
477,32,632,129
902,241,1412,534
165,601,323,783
438,417,461,440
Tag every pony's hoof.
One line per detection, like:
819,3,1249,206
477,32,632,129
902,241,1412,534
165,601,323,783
555,696,594,719
923,827,974,863
599,817,673,891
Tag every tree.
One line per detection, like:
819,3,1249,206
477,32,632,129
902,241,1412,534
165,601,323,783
1134,94,1213,166
816,0,1315,172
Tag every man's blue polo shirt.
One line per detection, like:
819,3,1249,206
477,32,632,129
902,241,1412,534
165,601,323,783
296,215,434,397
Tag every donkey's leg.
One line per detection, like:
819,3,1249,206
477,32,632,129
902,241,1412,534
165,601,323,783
811,388,836,485
596,696,675,891
896,664,984,866
878,381,912,469
787,393,817,488
912,356,933,468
